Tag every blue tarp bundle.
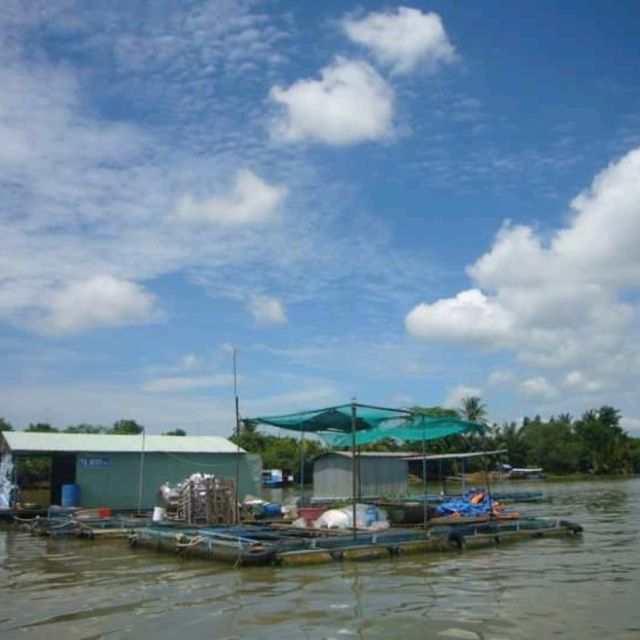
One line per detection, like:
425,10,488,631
435,491,494,517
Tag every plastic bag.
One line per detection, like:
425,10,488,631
314,504,389,530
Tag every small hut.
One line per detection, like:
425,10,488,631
0,432,260,510
313,451,411,500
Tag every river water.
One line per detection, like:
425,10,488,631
1,478,639,639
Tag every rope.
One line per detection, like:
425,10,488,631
175,535,206,549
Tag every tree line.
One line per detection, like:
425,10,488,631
4,399,639,478
399,400,640,476
230,420,324,483
230,399,640,477
0,418,185,436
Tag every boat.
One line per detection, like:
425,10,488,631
15,506,149,538
371,491,549,524
506,467,546,480
373,499,438,525
261,469,293,488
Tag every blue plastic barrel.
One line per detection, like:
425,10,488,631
61,484,80,507
262,503,282,517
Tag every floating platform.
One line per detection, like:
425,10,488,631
373,491,549,525
0,507,49,523
17,513,150,538
129,517,582,567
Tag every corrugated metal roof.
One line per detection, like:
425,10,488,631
404,449,507,461
316,451,416,459
1,432,244,454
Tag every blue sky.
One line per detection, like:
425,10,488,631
1,1,639,436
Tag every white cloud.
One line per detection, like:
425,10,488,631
621,416,640,438
0,39,415,337
269,57,394,145
391,393,414,407
487,369,514,387
249,295,287,325
35,275,159,335
142,374,234,393
406,147,640,388
519,376,557,399
343,7,456,75
563,370,605,394
171,170,286,226
443,385,481,410
405,289,514,346
181,354,199,371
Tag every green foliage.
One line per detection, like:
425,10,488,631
485,406,635,475
163,428,187,436
362,438,403,452
494,422,528,468
0,417,13,431
411,406,460,418
18,457,51,485
231,422,326,481
64,424,107,434
520,420,581,473
109,419,144,434
460,396,488,423
573,406,629,474
25,423,58,432
629,439,640,474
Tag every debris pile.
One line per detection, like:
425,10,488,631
159,473,237,525
0,453,15,510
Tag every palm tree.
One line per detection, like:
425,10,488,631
460,396,488,424
496,421,527,467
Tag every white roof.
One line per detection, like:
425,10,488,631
1,432,244,454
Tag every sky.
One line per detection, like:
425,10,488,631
1,1,639,437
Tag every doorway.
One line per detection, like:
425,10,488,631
50,454,77,505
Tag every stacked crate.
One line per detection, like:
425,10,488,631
175,475,237,525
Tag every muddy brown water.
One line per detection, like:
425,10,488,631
1,479,639,639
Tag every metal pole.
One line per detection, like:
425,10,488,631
233,347,241,523
351,399,357,539
12,454,19,509
356,445,362,500
422,418,428,530
300,426,305,507
137,427,145,515
483,454,494,516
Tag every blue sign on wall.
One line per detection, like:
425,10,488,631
79,456,109,468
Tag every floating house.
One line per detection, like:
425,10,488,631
0,432,260,510
313,451,411,500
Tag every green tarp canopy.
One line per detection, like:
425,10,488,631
245,403,484,446
245,404,410,434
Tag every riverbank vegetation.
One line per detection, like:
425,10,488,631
3,401,639,480
230,401,640,477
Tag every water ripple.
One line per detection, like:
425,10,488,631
1,478,639,639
